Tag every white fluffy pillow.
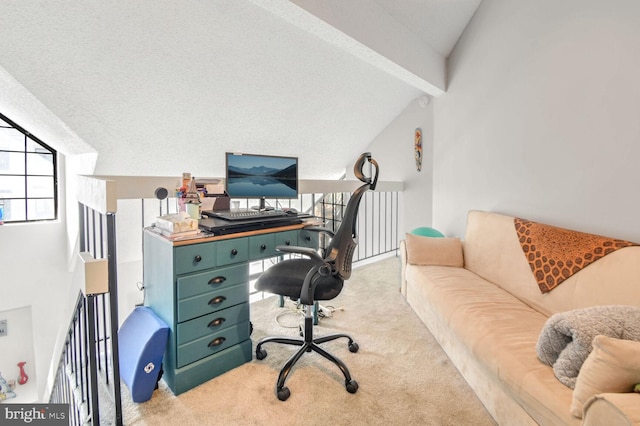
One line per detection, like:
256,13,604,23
570,335,640,418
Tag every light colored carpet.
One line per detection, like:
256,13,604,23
121,256,496,425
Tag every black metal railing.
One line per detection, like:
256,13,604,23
49,204,123,426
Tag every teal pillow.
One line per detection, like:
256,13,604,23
411,227,444,238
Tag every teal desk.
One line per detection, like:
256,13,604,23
143,223,319,395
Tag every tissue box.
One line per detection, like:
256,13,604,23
155,212,198,233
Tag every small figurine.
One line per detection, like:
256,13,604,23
0,371,16,400
17,361,28,385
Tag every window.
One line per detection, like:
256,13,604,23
0,112,57,223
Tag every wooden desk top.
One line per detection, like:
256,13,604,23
146,219,323,247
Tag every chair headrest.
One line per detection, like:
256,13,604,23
353,152,379,190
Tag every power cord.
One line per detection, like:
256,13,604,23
274,300,305,328
274,299,344,328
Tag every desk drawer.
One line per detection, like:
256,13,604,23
175,242,217,275
176,303,249,345
170,339,252,395
275,230,298,248
216,237,249,266
177,282,248,322
249,233,277,259
177,264,248,300
298,229,319,248
177,323,250,367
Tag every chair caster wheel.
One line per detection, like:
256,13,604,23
346,379,358,394
349,342,359,353
277,386,291,401
256,347,267,360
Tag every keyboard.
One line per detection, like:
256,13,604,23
204,209,289,221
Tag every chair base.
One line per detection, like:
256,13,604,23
255,309,359,401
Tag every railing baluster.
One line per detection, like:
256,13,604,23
86,295,100,425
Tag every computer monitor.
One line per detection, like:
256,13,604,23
225,152,298,210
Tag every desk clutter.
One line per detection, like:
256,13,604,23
150,212,202,240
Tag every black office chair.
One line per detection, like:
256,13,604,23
255,152,379,401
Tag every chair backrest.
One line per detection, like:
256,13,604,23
324,153,379,281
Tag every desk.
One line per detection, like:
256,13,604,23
143,222,319,395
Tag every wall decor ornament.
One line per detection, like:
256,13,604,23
17,361,28,385
414,128,422,171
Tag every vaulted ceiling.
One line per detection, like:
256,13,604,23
0,0,480,179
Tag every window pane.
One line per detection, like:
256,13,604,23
26,138,52,154
0,127,25,151
0,113,57,222
0,175,26,198
2,198,26,221
27,176,54,198
0,152,9,171
0,152,25,174
27,198,55,220
27,152,53,175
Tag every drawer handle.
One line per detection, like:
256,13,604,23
260,244,267,251
231,249,238,256
208,337,226,347
208,317,226,328
304,236,311,241
285,240,291,245
208,276,226,285
208,296,227,305
194,255,202,263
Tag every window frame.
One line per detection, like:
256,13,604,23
0,112,58,223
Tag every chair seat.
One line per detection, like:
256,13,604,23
255,258,344,301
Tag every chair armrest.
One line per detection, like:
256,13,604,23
302,226,335,238
582,393,640,426
276,245,325,264
277,244,332,306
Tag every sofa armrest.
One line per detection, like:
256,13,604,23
582,393,640,426
400,239,408,296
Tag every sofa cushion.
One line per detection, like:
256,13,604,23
570,335,640,418
404,263,578,425
404,233,463,267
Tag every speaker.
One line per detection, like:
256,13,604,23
154,187,168,200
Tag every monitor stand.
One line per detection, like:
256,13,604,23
251,197,274,211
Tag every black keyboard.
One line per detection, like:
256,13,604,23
204,209,289,221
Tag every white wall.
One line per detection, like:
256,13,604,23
433,0,640,241
0,306,37,403
363,98,434,235
0,199,71,402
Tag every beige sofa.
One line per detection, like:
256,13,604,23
400,210,640,425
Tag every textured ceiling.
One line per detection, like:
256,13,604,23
0,0,480,179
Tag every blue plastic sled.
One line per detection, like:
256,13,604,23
118,306,169,402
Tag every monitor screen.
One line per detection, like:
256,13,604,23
225,152,299,202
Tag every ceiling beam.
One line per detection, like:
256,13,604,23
249,0,446,96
